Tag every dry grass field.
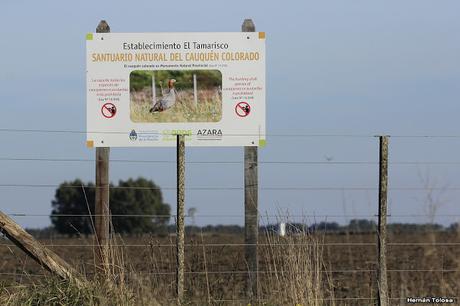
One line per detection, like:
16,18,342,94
1,230,459,305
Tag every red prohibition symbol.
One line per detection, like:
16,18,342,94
235,102,251,117
101,103,117,118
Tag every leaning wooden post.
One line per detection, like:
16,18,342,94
176,134,186,304
94,20,111,274
242,19,259,301
0,211,87,288
378,136,389,306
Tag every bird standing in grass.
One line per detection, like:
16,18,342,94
150,79,178,112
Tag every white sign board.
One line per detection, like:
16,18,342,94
86,32,266,147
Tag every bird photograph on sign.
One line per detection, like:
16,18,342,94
130,70,222,123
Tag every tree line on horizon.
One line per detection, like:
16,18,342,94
262,220,459,235
27,220,459,239
39,177,459,237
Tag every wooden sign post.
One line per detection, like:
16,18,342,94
378,136,389,306
176,134,186,304
94,20,111,274
242,18,259,302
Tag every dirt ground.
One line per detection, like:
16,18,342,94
1,231,459,304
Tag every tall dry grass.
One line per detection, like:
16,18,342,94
0,229,338,305
0,277,142,306
259,222,336,306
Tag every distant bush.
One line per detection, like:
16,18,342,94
50,177,170,236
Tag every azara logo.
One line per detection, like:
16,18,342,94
197,129,223,137
129,130,138,141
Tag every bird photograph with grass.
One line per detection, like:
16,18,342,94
130,70,222,123
149,78,179,113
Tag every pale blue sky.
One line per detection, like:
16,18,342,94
1,0,459,228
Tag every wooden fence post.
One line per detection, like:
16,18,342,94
0,211,87,287
378,136,389,306
242,19,259,300
94,20,111,274
244,145,258,301
176,134,186,304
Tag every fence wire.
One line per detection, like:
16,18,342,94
0,131,459,303
1,242,460,248
0,269,459,278
3,127,460,138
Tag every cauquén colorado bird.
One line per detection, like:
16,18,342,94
150,79,178,112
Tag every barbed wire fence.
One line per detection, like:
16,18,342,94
0,128,459,304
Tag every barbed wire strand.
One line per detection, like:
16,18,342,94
6,213,460,218
0,279,452,302
0,242,459,248
3,127,460,138
2,157,460,165
0,184,459,191
0,129,378,137
0,269,458,278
